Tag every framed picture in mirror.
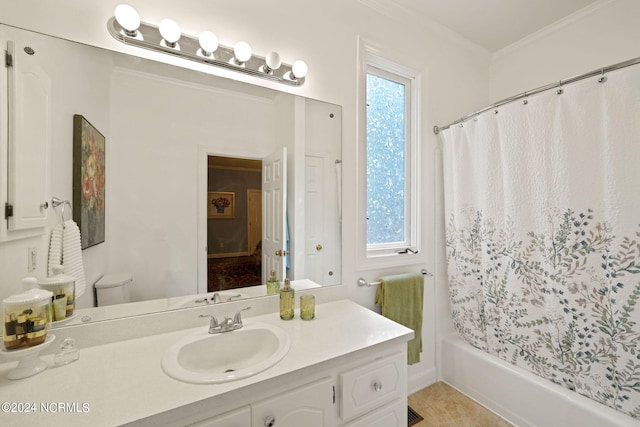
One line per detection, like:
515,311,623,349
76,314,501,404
72,114,106,249
208,191,235,219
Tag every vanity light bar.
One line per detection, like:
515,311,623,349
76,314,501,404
107,8,307,86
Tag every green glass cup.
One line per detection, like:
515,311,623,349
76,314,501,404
300,295,315,320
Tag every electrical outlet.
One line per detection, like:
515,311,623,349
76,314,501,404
28,247,37,272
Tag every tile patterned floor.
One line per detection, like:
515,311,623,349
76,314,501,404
408,382,513,427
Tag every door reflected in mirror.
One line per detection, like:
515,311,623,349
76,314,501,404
207,156,263,291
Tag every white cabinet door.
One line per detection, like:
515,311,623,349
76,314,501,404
304,98,342,286
251,377,335,427
304,154,325,285
188,406,251,427
6,39,51,231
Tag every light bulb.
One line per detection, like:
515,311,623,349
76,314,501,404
264,51,281,72
234,41,252,64
159,18,181,47
198,31,218,56
114,4,140,36
291,60,308,79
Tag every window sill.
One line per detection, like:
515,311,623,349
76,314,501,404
357,250,427,271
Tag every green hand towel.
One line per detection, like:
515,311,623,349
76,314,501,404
374,273,423,365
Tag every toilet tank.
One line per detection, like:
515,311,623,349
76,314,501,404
95,273,133,306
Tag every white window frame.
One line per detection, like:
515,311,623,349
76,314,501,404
357,39,423,269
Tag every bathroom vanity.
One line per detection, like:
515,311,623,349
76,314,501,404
0,299,412,426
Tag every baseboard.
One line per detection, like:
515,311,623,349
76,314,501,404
408,366,437,395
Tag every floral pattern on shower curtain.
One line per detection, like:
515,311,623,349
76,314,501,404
442,64,640,419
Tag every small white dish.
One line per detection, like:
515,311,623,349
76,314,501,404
0,335,56,380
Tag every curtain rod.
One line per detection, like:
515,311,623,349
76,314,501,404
433,56,640,135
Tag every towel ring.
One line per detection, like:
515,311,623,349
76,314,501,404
51,197,72,227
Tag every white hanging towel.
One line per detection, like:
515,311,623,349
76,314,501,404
47,223,64,276
61,219,87,297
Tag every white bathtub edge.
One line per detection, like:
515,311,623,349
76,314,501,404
441,334,637,427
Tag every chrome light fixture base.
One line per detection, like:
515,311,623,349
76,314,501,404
107,17,305,86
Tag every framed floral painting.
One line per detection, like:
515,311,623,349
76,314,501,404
72,115,106,249
208,191,235,219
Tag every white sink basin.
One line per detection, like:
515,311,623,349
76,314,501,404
161,323,290,384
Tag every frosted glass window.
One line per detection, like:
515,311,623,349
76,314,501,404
366,73,407,245
359,48,420,266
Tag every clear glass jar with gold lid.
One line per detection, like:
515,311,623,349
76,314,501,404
38,265,76,321
3,283,53,351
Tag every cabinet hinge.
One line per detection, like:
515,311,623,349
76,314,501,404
5,203,13,219
4,50,12,68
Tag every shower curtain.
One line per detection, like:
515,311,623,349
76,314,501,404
442,64,640,419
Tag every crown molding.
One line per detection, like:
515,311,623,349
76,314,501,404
492,0,616,60
357,0,491,58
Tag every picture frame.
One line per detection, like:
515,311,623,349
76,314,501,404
208,191,235,219
72,114,106,249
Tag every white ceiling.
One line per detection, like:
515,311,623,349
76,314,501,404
370,0,602,52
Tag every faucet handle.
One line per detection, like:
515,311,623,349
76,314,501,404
233,306,252,325
199,314,219,329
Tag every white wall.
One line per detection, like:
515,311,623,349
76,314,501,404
109,68,277,302
0,0,492,394
489,0,640,100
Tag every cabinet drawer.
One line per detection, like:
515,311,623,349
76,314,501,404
340,352,405,422
343,399,407,427
187,406,251,427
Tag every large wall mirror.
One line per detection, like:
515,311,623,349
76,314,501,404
0,23,342,324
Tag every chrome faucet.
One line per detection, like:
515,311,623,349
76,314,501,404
194,292,243,305
194,292,221,305
200,306,251,334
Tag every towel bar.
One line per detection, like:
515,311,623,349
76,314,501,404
357,269,433,287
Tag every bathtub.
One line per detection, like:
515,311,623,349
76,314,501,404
441,335,637,427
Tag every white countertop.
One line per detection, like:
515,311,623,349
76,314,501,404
0,299,412,426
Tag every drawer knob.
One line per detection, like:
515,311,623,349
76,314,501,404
373,381,383,392
265,415,276,427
